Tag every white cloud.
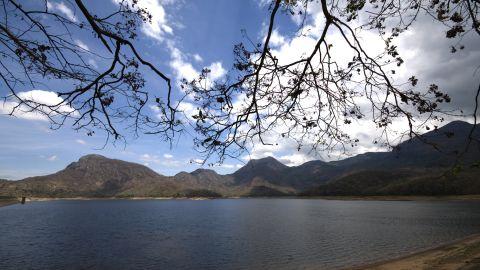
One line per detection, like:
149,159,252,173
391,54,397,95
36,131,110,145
139,153,181,167
168,43,226,87
47,1,78,22
0,90,76,121
75,39,89,51
230,0,473,164
219,163,235,169
278,153,314,166
192,158,204,164
207,62,227,81
75,139,86,145
268,29,286,47
176,101,197,120
257,0,271,7
113,0,173,41
17,90,64,106
218,163,243,170
47,155,57,161
140,153,154,160
169,46,200,82
193,54,203,62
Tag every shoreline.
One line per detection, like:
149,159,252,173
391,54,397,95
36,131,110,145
0,199,18,208
346,234,480,270
304,195,480,201
26,196,211,202
22,195,480,202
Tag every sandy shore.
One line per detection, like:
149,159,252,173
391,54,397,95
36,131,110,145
348,234,480,270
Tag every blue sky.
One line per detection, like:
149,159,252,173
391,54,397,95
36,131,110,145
1,0,479,179
0,0,279,179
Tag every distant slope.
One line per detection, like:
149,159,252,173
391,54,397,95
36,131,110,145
173,169,237,196
292,121,480,192
300,121,480,196
0,121,478,197
302,167,480,196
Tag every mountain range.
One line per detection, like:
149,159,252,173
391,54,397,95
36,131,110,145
1,121,479,198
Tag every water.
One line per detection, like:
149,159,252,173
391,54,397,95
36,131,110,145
0,199,479,270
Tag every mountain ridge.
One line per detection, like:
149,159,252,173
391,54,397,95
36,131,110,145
0,121,479,197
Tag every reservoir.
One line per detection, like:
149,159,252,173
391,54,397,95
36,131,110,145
1,199,479,269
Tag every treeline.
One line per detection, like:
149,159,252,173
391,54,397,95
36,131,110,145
176,189,223,198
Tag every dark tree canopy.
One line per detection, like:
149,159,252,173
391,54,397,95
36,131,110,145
0,0,479,162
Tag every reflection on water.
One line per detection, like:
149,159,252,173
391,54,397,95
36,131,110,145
0,199,480,270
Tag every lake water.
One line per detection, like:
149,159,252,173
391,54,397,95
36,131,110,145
1,199,480,270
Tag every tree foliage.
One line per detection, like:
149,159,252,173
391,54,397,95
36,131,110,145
185,0,480,161
0,0,479,161
0,0,178,142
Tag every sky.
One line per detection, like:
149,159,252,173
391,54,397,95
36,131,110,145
0,0,479,179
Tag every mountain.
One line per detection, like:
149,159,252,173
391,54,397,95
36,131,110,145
301,121,480,196
0,154,179,197
233,156,288,184
0,121,479,198
231,156,297,195
301,167,480,196
173,169,236,196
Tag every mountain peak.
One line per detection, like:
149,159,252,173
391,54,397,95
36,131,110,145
231,156,289,186
246,156,286,167
79,154,108,161
191,168,218,175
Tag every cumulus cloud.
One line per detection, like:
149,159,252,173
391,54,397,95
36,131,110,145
168,44,226,86
46,155,57,161
169,45,200,83
47,1,78,22
151,44,227,123
278,153,314,166
0,90,76,121
208,62,227,81
140,153,181,167
176,101,197,120
267,29,285,48
113,0,173,41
